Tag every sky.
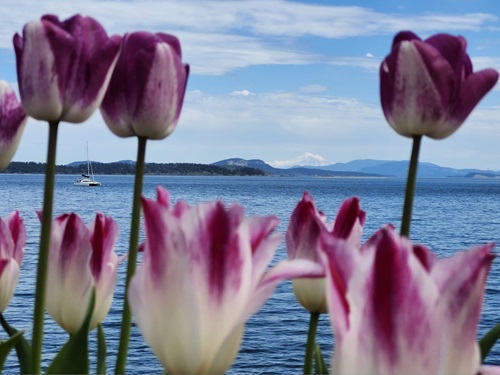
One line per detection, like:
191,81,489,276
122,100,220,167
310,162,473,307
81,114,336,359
1,0,500,170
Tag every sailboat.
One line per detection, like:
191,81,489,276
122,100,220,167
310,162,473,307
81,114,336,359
74,142,101,187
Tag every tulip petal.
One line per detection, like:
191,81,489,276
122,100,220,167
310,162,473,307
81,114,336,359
440,69,500,137
0,82,27,171
6,211,25,265
424,34,467,79
88,212,119,329
332,196,365,244
89,212,119,283
321,227,442,375
431,244,494,374
0,260,19,312
318,234,358,336
479,365,500,375
286,192,324,262
401,40,456,134
245,257,324,321
391,30,421,47
47,214,93,334
14,20,63,121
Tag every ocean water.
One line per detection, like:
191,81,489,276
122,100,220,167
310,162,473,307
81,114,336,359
0,174,499,373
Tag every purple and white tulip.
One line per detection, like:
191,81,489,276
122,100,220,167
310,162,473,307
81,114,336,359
0,212,26,312
319,224,496,375
286,193,365,313
45,212,120,334
100,32,189,139
128,187,323,374
380,31,498,139
13,14,121,123
0,82,27,171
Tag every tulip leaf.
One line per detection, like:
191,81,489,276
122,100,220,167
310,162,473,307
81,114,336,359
96,324,106,375
0,330,23,373
46,291,95,374
314,344,328,375
0,314,32,374
480,323,500,362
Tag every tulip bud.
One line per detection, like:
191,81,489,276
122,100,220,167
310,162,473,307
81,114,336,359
13,14,121,123
286,193,365,313
380,31,498,139
45,212,119,333
0,82,27,171
0,211,26,312
100,32,189,139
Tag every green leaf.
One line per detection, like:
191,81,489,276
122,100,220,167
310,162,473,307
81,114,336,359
0,314,32,374
480,323,500,362
46,291,95,374
96,324,106,375
314,344,328,375
0,330,23,372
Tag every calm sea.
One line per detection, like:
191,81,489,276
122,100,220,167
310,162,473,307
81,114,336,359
0,174,499,373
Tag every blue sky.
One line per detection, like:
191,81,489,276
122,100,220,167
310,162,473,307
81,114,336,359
1,0,500,169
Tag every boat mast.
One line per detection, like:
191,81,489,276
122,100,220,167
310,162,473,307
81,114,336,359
86,141,91,178
87,141,95,180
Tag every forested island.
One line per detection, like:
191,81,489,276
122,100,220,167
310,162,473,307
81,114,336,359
1,162,266,176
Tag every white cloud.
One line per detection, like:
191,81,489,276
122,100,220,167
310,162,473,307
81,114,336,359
298,84,328,93
4,0,494,39
230,90,253,96
0,1,497,76
366,53,374,58
328,57,381,72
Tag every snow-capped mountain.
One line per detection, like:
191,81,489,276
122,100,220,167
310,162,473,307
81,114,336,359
269,152,332,168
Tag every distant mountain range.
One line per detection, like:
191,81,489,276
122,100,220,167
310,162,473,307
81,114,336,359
5,158,499,178
213,158,500,178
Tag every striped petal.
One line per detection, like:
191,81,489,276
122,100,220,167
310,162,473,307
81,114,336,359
46,213,93,334
431,244,494,374
0,82,27,171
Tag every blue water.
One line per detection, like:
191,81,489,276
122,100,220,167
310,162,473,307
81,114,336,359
1,174,499,373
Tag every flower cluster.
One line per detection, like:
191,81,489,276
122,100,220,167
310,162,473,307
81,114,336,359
0,13,499,375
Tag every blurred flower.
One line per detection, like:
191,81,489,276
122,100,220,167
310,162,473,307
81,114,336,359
13,14,121,123
286,192,365,313
129,187,323,374
380,31,498,139
100,32,189,139
45,212,120,334
0,82,27,171
319,224,496,374
0,212,26,312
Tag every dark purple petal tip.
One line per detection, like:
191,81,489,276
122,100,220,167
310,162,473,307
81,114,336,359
392,30,421,48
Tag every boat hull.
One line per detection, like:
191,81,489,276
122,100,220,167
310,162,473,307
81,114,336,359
74,178,101,187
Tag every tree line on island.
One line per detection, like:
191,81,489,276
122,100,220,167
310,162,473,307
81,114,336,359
1,161,266,176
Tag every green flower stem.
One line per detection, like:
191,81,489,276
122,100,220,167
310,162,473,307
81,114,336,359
303,312,320,375
31,120,60,374
115,136,147,374
400,135,422,237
